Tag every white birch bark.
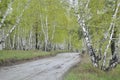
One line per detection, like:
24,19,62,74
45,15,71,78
41,17,46,51
0,0,31,45
51,24,56,50
105,3,120,39
77,14,98,67
102,25,115,69
29,30,33,50
102,2,120,70
51,24,56,41
0,0,13,50
41,16,49,51
17,36,20,50
0,30,3,50
46,16,49,51
0,0,13,28
85,0,90,9
75,0,99,67
17,27,20,50
12,34,16,49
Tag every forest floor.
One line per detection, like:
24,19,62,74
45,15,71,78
0,50,70,66
64,54,120,80
0,53,80,80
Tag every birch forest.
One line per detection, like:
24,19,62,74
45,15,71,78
0,0,120,71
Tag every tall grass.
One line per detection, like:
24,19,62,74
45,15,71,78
0,50,72,65
0,50,52,60
64,54,120,80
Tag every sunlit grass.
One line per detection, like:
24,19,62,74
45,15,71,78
64,54,120,80
0,50,51,60
0,50,69,65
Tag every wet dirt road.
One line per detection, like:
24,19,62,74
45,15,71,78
0,53,80,80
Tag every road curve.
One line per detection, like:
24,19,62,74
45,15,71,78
0,53,80,80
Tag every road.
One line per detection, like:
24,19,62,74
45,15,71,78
0,53,80,80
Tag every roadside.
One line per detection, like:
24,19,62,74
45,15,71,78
0,50,70,66
64,54,120,80
0,53,80,80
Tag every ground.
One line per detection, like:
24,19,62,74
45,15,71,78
64,54,120,80
0,50,68,66
0,53,80,80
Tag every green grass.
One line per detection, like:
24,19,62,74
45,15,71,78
0,50,71,65
64,54,120,80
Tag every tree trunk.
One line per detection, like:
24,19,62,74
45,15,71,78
0,0,31,45
102,2,120,70
77,14,98,67
0,0,13,28
108,27,118,70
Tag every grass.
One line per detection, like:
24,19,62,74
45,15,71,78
64,54,120,80
0,50,69,66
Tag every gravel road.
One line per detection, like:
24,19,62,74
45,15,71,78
0,53,80,80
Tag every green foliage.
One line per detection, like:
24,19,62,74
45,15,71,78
0,0,81,50
64,55,120,80
85,0,120,54
89,0,105,14
0,50,72,65
0,50,50,60
0,0,10,16
0,0,120,51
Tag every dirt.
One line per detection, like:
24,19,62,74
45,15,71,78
0,53,80,80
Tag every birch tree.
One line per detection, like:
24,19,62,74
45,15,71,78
73,0,120,70
0,0,31,50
